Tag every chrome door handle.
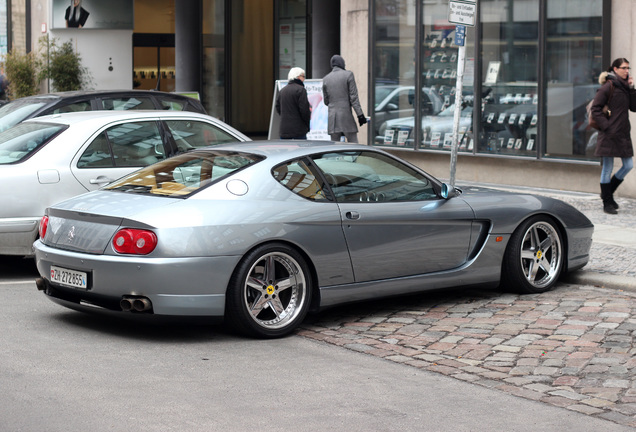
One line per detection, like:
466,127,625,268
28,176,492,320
346,211,360,220
89,176,115,185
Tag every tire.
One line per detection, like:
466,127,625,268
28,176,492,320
226,243,312,338
502,216,563,294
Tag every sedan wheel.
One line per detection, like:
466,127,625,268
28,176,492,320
502,216,563,294
226,243,312,338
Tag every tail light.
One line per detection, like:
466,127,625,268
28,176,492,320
112,229,157,255
39,216,49,239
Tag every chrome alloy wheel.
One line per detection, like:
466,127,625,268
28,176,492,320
243,251,308,331
518,221,563,289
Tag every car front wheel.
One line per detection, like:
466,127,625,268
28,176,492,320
502,216,563,294
226,243,312,338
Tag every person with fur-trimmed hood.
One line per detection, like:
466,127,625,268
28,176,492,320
590,57,636,214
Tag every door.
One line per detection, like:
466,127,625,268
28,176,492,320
71,120,167,189
311,150,474,283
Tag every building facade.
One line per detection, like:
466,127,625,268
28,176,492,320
11,0,636,197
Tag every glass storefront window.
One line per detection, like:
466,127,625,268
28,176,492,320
544,0,602,160
478,0,539,156
277,0,307,80
419,3,475,152
372,0,608,162
372,0,416,146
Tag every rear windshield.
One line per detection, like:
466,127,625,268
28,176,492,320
0,100,49,132
104,150,264,197
0,122,67,164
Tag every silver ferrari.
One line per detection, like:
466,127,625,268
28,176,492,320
33,141,594,338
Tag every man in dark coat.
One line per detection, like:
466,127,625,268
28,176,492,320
590,58,636,214
322,55,366,143
275,67,311,140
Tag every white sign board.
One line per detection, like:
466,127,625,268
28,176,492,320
448,0,477,27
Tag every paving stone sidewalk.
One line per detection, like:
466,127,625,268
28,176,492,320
298,187,636,428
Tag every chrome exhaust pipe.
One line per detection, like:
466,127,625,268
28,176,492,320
132,297,152,312
120,296,152,312
120,297,134,311
35,278,47,291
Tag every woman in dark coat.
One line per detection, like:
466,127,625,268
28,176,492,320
591,58,636,214
275,67,311,140
65,0,90,28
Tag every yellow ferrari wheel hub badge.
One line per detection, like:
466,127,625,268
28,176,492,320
266,285,275,295
536,250,543,260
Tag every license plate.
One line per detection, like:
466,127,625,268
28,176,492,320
50,266,88,290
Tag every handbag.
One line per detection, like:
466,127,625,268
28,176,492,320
588,81,614,130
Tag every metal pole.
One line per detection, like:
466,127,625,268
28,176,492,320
449,26,466,187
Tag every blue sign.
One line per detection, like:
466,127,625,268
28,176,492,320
454,25,466,46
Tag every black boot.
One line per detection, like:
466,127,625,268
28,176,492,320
609,175,623,209
601,183,618,214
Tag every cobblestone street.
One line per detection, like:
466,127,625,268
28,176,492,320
299,187,636,428
300,284,636,427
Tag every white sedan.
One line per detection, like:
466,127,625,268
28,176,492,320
0,110,250,256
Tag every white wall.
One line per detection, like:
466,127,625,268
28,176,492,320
47,29,133,91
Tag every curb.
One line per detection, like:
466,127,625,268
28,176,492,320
564,270,636,292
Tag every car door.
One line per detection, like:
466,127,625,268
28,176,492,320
70,120,167,190
312,150,475,283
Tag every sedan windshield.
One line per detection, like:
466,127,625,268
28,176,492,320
105,150,264,197
0,122,67,164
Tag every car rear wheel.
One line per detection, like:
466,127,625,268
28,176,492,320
502,216,563,294
226,243,312,338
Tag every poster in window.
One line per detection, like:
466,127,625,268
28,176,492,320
51,0,133,30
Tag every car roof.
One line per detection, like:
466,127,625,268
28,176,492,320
26,110,229,126
12,89,200,101
22,110,251,141
209,140,385,163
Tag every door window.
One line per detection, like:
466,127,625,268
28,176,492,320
312,150,437,202
78,121,165,168
77,133,114,168
49,101,92,114
272,159,328,201
158,98,186,111
101,97,156,110
164,119,239,152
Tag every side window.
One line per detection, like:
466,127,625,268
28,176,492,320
159,98,186,111
105,121,165,167
165,120,238,152
77,132,114,168
312,151,437,202
272,159,328,201
101,97,156,111
50,101,92,114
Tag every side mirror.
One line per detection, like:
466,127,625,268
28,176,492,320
386,103,398,111
441,183,459,199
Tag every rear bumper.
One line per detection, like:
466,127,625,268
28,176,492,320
34,240,241,317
